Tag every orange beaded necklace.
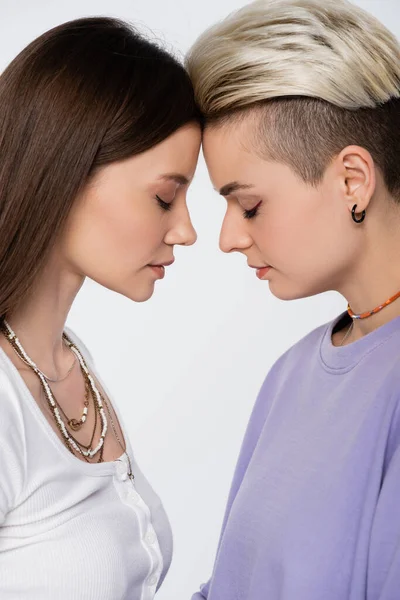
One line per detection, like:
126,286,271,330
348,289,400,320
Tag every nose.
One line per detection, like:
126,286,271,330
219,206,252,254
164,203,197,247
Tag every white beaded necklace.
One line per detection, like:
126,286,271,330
2,320,108,460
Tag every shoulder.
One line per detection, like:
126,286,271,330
253,317,332,419
241,321,331,453
285,319,330,361
261,318,331,386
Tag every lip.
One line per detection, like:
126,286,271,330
148,265,166,279
148,258,175,280
256,266,271,280
248,264,272,280
150,259,175,267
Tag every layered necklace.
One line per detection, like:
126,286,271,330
340,288,400,346
1,320,134,478
1,319,107,461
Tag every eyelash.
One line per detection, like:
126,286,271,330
243,201,262,220
156,194,172,212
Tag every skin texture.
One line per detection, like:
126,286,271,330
0,122,201,461
203,115,400,345
63,122,201,303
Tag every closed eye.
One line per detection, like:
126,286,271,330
156,194,173,211
243,200,262,219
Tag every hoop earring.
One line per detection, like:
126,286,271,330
352,204,366,224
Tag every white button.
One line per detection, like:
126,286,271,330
148,574,158,586
145,531,157,545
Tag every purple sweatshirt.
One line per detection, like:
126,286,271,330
192,313,400,600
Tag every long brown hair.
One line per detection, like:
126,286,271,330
0,17,199,319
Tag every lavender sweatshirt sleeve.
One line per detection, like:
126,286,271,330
191,357,286,599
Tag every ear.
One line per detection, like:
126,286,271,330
338,145,376,213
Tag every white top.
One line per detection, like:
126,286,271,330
0,328,173,599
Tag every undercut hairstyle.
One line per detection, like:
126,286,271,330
186,0,400,196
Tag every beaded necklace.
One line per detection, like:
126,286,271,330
347,289,400,320
1,320,107,460
1,320,135,479
340,288,400,345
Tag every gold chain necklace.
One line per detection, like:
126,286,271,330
7,330,77,383
1,320,108,460
1,319,132,474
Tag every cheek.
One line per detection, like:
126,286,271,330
255,198,340,267
253,212,304,256
252,193,354,299
64,196,165,275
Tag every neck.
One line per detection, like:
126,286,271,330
5,251,85,377
338,207,400,341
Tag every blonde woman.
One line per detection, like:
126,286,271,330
187,1,400,598
0,17,200,599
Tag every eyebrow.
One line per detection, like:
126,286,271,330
158,173,191,186
218,182,255,196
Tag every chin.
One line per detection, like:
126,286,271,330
268,279,317,302
126,285,155,303
100,279,156,303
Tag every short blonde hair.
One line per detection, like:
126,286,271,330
186,0,400,198
186,0,400,113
